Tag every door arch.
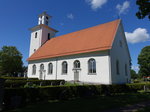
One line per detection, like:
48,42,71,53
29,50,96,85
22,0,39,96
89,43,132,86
73,60,81,81
39,64,44,79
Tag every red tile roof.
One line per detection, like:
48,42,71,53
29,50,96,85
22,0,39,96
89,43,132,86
28,19,120,61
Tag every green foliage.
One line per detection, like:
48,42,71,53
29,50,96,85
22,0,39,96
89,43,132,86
131,69,138,79
5,84,150,111
127,82,150,91
0,77,29,80
64,82,79,86
138,46,150,77
0,46,23,76
3,84,134,104
136,0,150,20
3,78,65,88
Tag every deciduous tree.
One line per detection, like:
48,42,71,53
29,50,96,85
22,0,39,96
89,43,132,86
138,46,150,77
131,69,138,79
0,46,23,76
136,0,150,20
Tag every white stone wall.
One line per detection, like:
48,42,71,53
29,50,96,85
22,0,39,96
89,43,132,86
29,28,42,56
110,22,131,84
29,26,56,56
41,26,56,46
27,51,111,84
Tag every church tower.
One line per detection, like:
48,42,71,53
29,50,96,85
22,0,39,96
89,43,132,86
29,12,58,56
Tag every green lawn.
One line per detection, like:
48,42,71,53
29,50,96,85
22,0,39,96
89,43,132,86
6,92,150,112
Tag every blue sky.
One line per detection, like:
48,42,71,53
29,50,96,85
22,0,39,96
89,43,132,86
0,0,149,72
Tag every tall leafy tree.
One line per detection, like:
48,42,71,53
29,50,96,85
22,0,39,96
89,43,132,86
138,46,150,77
0,46,23,77
136,0,150,20
131,69,138,79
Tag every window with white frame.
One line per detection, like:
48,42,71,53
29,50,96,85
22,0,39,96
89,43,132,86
48,63,53,74
88,59,96,74
32,64,36,75
40,64,44,71
62,61,68,74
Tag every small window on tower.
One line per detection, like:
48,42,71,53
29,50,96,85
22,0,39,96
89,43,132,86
35,32,37,38
34,49,36,52
46,16,49,20
48,33,50,40
46,21,48,25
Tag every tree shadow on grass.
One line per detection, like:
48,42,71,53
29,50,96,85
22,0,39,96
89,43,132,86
7,93,150,112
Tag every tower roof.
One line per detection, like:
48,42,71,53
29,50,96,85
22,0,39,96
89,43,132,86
29,24,58,32
38,11,52,18
28,19,121,61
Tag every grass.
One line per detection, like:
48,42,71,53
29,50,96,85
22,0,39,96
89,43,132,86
138,107,150,112
6,92,150,112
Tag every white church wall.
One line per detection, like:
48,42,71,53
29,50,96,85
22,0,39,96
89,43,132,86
110,22,131,84
28,51,111,84
28,58,57,80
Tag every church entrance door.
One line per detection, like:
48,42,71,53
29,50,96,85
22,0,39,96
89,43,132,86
74,70,79,81
73,60,81,82
39,71,43,80
39,64,45,80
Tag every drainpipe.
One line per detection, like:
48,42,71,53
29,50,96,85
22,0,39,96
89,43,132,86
55,58,58,80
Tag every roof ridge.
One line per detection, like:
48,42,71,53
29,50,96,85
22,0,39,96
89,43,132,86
53,19,121,39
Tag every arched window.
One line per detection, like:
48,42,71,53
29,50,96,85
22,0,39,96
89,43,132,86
74,60,80,68
40,64,44,71
116,60,120,75
125,64,128,76
88,59,96,74
62,61,68,74
48,63,53,74
32,64,36,75
35,32,37,38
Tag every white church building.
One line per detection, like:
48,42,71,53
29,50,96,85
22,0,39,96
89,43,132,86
27,12,131,84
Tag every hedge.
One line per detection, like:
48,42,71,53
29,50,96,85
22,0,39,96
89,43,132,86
127,83,150,91
0,77,38,80
2,84,135,110
4,80,65,88
2,82,150,110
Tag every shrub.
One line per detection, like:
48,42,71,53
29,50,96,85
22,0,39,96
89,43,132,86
127,83,150,91
4,80,65,88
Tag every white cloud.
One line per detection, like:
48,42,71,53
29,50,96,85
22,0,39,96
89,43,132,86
67,13,74,20
125,28,150,44
86,0,107,11
116,1,130,14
